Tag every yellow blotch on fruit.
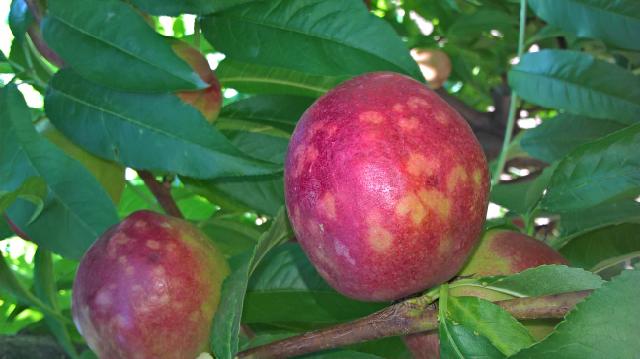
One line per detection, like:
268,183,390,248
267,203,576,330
318,192,337,219
399,116,420,131
407,153,437,177
368,226,393,252
396,193,427,225
447,165,468,192
359,111,385,124
393,103,405,112
407,97,429,110
418,189,451,221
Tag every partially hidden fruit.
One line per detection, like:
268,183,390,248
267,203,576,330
404,230,569,358
284,72,489,301
410,49,452,89
72,211,229,359
172,40,222,122
38,119,125,204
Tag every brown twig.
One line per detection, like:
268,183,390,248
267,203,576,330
138,170,184,219
238,290,591,359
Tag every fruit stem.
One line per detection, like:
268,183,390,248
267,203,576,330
491,0,527,188
138,170,184,219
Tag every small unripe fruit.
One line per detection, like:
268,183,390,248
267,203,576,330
404,230,569,358
284,72,489,301
72,211,229,359
410,49,452,89
172,40,222,122
38,119,125,204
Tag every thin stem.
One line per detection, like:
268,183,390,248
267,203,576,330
491,0,527,188
238,290,590,358
138,170,184,219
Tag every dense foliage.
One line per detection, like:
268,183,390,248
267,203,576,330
1,0,639,358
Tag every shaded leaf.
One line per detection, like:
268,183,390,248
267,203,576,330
528,0,640,50
540,123,640,212
513,269,640,358
210,208,291,359
0,177,47,221
509,50,640,124
244,243,385,327
521,115,626,163
42,0,206,92
202,0,421,79
45,70,280,179
556,200,640,244
0,85,118,259
218,95,312,134
560,223,640,270
129,0,218,16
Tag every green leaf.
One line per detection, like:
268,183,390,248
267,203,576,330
129,0,218,16
540,123,640,212
447,296,534,356
508,50,640,124
190,174,285,216
201,0,421,79
490,165,555,215
521,115,627,163
0,250,64,321
556,200,640,245
439,286,504,359
217,60,346,98
218,95,313,135
45,70,280,179
513,269,640,358
200,218,260,258
0,85,119,259
448,9,517,38
210,208,291,359
42,0,206,92
475,265,604,298
9,0,32,43
302,351,386,359
528,0,640,51
243,243,385,327
560,223,640,271
33,248,79,359
0,177,47,221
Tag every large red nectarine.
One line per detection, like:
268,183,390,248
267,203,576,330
404,230,569,358
284,72,489,301
72,211,228,359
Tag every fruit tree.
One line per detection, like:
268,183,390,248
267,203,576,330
1,0,639,358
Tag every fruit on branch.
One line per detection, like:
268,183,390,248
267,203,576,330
410,49,452,89
72,210,229,359
172,40,222,122
37,119,125,204
404,230,569,358
284,72,489,301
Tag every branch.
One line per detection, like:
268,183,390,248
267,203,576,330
0,335,70,359
25,0,65,68
238,290,591,359
138,170,184,219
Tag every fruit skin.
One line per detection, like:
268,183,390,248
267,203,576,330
38,119,125,204
404,230,569,358
284,72,489,301
172,40,222,122
410,49,452,89
72,210,229,359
